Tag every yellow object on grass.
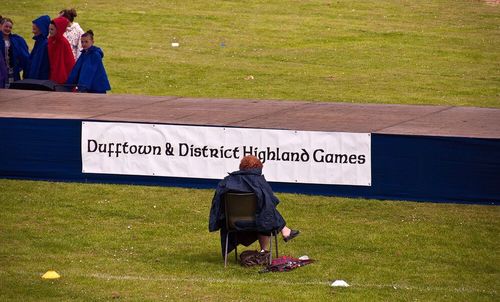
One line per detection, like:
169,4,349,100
42,270,60,279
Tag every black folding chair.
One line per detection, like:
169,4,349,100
223,192,279,267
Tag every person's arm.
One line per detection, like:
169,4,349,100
209,181,228,232
66,58,80,86
15,36,30,79
77,26,84,54
77,53,99,92
63,43,76,85
259,176,280,205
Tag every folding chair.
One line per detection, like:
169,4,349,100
223,191,279,267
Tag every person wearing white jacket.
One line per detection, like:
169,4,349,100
59,8,84,60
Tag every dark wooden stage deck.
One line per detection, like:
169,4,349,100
1,89,499,139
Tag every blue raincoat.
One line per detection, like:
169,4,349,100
0,33,29,82
66,45,111,93
0,50,7,88
26,15,50,80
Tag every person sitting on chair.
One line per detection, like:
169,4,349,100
209,155,300,256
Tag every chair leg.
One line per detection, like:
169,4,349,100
234,244,238,263
268,233,273,265
274,231,279,258
224,232,229,267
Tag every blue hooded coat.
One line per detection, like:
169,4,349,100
0,32,29,82
66,45,111,93
26,15,50,80
209,168,286,257
0,50,7,88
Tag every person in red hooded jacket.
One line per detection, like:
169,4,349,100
48,16,74,84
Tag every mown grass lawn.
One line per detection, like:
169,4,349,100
1,1,499,301
0,179,498,301
3,0,499,107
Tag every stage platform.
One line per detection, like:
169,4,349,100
1,89,499,138
1,89,499,204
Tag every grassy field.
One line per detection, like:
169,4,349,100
0,179,498,301
3,0,499,107
2,1,499,301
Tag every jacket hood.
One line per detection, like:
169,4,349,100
85,46,104,58
81,45,104,58
51,17,69,39
230,168,263,176
33,15,50,38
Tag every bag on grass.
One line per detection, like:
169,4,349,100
240,250,270,267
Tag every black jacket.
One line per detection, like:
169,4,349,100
209,168,286,257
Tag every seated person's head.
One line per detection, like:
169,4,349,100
239,155,263,171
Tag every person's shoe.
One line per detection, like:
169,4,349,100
283,229,300,242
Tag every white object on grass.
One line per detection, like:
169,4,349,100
171,42,179,47
298,255,310,260
331,280,350,287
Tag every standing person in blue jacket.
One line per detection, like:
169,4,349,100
0,17,7,88
26,15,50,80
0,17,29,88
0,48,6,88
66,30,110,93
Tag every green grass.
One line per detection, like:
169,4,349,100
1,2,499,300
3,0,499,107
0,179,498,301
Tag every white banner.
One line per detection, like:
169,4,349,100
81,121,371,186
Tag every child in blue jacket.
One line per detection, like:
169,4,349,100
66,30,111,93
26,15,50,80
1,17,29,87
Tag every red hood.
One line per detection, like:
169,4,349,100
48,16,75,84
51,17,69,39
